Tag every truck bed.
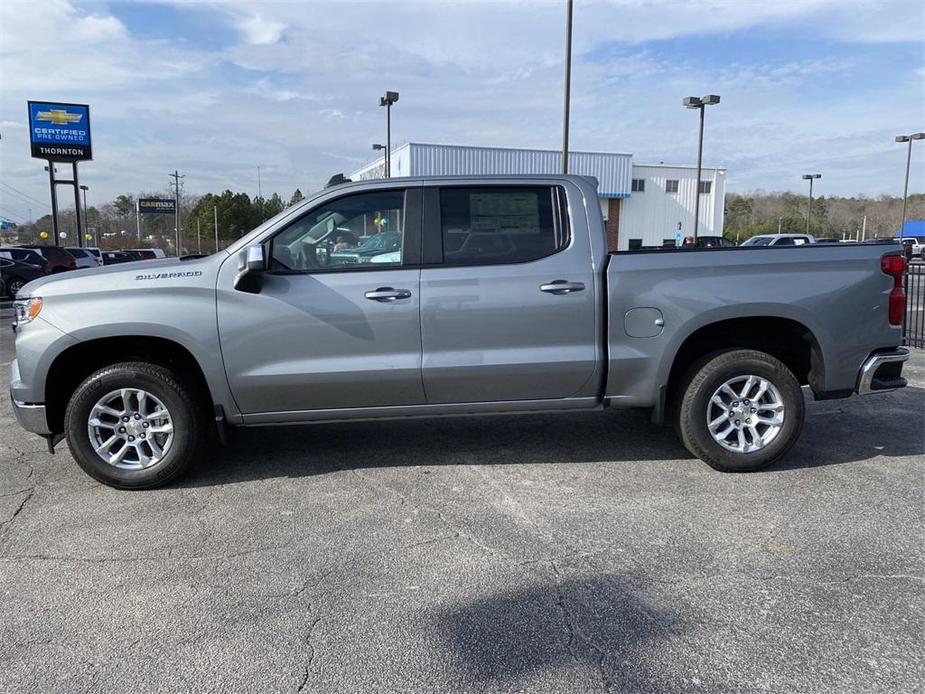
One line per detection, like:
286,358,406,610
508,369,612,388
604,243,903,408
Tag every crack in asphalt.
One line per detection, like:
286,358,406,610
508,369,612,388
0,488,35,548
296,616,322,692
348,465,505,559
549,559,614,692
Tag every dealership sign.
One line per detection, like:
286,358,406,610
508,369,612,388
27,101,92,161
138,198,176,214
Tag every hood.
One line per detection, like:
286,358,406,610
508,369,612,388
18,254,225,298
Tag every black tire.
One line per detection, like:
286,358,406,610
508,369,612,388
7,277,26,298
64,362,203,489
675,349,804,472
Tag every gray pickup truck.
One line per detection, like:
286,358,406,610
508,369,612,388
10,175,910,489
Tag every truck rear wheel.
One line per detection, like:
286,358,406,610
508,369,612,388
64,362,203,489
676,349,804,472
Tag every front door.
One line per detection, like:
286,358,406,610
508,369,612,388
217,187,425,414
419,184,598,404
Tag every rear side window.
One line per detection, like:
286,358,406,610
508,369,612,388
439,186,567,266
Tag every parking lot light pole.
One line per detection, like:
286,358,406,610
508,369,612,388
562,0,573,174
372,143,386,176
802,173,821,234
683,94,720,242
378,92,399,178
79,184,90,245
896,133,925,235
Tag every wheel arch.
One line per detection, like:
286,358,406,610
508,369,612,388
44,335,215,435
663,315,825,418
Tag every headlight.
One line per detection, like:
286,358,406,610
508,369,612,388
13,297,43,327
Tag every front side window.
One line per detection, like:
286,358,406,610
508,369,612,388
271,190,404,271
439,186,565,266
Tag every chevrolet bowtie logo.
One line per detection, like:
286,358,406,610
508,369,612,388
36,109,82,126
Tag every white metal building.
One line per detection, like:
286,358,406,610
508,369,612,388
349,142,725,250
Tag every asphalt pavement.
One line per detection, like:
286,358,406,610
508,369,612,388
0,336,922,693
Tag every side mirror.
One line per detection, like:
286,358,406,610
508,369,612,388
234,244,267,291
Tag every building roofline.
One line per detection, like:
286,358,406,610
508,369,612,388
404,141,635,157
633,162,726,171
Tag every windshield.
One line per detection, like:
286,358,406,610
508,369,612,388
742,236,773,246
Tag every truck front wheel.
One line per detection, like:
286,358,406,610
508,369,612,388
676,349,805,472
64,362,203,489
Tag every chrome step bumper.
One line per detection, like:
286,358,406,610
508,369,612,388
856,348,910,395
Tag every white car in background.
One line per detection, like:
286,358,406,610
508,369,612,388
740,233,815,247
65,247,101,268
898,236,925,260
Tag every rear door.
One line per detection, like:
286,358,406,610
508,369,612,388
419,183,597,403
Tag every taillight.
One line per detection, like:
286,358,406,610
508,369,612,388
881,254,907,326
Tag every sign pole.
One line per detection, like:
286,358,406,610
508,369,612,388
72,162,83,248
168,170,184,256
136,200,141,240
47,161,60,246
197,219,201,254
214,205,218,252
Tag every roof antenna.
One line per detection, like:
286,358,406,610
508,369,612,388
326,173,351,188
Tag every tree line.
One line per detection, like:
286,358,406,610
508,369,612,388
13,188,307,252
724,191,924,242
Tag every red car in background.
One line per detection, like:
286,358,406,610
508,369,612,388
17,244,77,273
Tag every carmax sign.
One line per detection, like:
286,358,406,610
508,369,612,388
138,198,177,214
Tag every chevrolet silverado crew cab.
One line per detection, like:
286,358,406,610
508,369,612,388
10,175,910,489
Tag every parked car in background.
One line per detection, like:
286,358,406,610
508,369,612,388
0,256,49,298
17,244,77,272
686,236,736,248
84,247,103,264
328,231,402,265
101,251,136,265
65,247,101,269
125,248,167,259
897,236,925,260
740,233,815,247
814,237,841,244
0,247,50,272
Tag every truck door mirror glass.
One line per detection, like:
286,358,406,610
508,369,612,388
234,244,266,292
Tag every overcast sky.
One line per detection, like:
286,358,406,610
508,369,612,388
1,0,923,223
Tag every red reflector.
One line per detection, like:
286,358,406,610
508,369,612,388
889,287,906,326
881,254,907,277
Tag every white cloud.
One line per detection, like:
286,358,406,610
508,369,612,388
236,12,285,45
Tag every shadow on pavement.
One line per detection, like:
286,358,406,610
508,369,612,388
435,573,679,692
180,385,925,488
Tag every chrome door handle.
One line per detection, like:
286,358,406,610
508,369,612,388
365,287,412,302
540,280,585,295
